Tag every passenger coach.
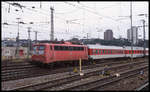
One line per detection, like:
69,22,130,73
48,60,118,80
87,44,125,60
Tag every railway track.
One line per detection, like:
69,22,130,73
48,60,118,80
2,59,30,67
135,81,149,91
2,57,147,82
66,66,148,91
95,68,148,91
2,59,148,91
44,63,148,91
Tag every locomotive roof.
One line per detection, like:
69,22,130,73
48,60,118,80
33,43,87,47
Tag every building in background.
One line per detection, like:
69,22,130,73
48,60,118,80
127,26,138,45
104,29,113,40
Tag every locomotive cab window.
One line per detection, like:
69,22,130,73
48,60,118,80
33,46,37,50
39,46,45,50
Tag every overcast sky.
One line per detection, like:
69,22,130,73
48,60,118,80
1,1,149,41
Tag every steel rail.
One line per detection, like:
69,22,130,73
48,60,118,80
135,81,149,91
49,65,148,91
2,58,144,82
2,61,146,91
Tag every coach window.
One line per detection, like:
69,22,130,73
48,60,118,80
108,50,110,54
129,50,130,54
105,50,107,54
92,49,95,54
95,50,97,54
102,50,104,54
99,50,101,54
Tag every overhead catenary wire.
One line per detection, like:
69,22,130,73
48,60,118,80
2,1,148,40
64,2,132,39
64,2,123,23
2,2,99,31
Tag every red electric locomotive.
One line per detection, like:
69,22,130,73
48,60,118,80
31,42,88,64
